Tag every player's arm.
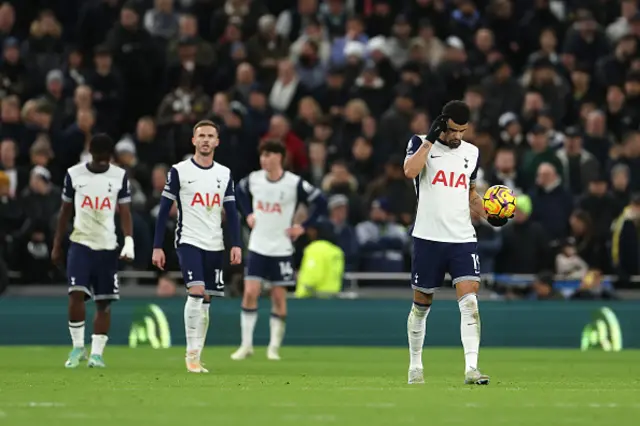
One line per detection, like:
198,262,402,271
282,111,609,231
223,173,242,264
404,115,448,179
51,172,75,265
153,167,179,249
469,182,487,220
118,172,134,260
235,176,253,225
298,179,327,229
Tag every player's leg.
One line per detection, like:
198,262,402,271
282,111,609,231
199,250,224,367
231,251,263,360
407,238,443,384
450,243,488,385
88,249,120,368
176,244,207,373
65,243,91,368
266,256,294,360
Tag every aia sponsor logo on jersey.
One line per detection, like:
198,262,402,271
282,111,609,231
80,196,113,210
431,170,468,189
191,192,221,209
256,200,282,214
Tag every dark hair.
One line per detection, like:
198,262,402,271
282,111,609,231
442,100,470,125
89,133,114,157
259,140,286,157
192,120,219,136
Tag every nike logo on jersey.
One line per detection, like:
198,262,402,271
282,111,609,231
77,184,87,188
430,155,442,158
187,180,196,184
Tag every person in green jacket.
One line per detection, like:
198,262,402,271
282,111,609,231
520,124,563,189
295,222,345,298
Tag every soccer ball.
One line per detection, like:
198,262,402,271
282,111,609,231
482,185,517,218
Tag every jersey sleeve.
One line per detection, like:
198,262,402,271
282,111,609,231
236,175,253,215
296,178,321,204
117,172,132,204
61,172,74,203
223,172,235,203
161,166,180,201
470,151,480,183
405,135,423,159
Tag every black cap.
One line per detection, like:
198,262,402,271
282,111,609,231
394,83,414,100
532,57,554,70
590,170,608,183
94,44,111,55
530,124,547,135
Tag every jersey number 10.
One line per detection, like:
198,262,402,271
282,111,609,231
470,254,480,274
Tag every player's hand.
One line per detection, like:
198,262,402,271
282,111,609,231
51,245,63,266
152,248,166,270
286,224,305,241
230,246,242,265
427,114,449,143
246,213,255,229
487,215,508,227
120,236,135,261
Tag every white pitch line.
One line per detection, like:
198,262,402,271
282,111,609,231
27,402,65,408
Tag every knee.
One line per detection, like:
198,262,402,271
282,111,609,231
188,285,205,297
271,288,287,311
458,293,478,315
96,300,111,313
243,281,261,302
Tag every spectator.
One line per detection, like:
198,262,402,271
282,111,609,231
486,146,525,195
577,173,620,240
497,195,550,274
247,14,290,87
143,0,180,41
556,126,600,196
261,114,308,173
327,194,357,273
529,162,573,243
611,163,631,214
520,124,563,190
269,59,307,119
610,193,640,285
355,198,407,273
167,14,215,67
556,239,589,280
0,138,27,196
528,271,564,300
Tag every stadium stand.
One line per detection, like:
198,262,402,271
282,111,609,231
0,0,639,300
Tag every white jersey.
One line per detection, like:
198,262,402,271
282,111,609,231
162,158,234,251
239,170,321,256
62,163,131,250
406,135,480,243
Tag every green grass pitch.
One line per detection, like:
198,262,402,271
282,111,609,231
0,347,638,425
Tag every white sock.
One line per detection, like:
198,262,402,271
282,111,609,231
240,308,258,348
407,303,430,369
459,293,481,373
69,321,85,348
91,334,108,356
184,296,203,354
269,314,286,349
198,302,210,356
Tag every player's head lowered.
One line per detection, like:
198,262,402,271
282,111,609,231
259,140,286,172
441,100,470,149
191,120,220,156
89,133,114,163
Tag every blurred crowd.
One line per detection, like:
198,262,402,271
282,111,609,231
0,0,639,292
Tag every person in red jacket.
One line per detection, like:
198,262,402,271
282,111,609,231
261,114,309,173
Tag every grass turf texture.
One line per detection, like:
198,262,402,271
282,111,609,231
0,347,638,426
